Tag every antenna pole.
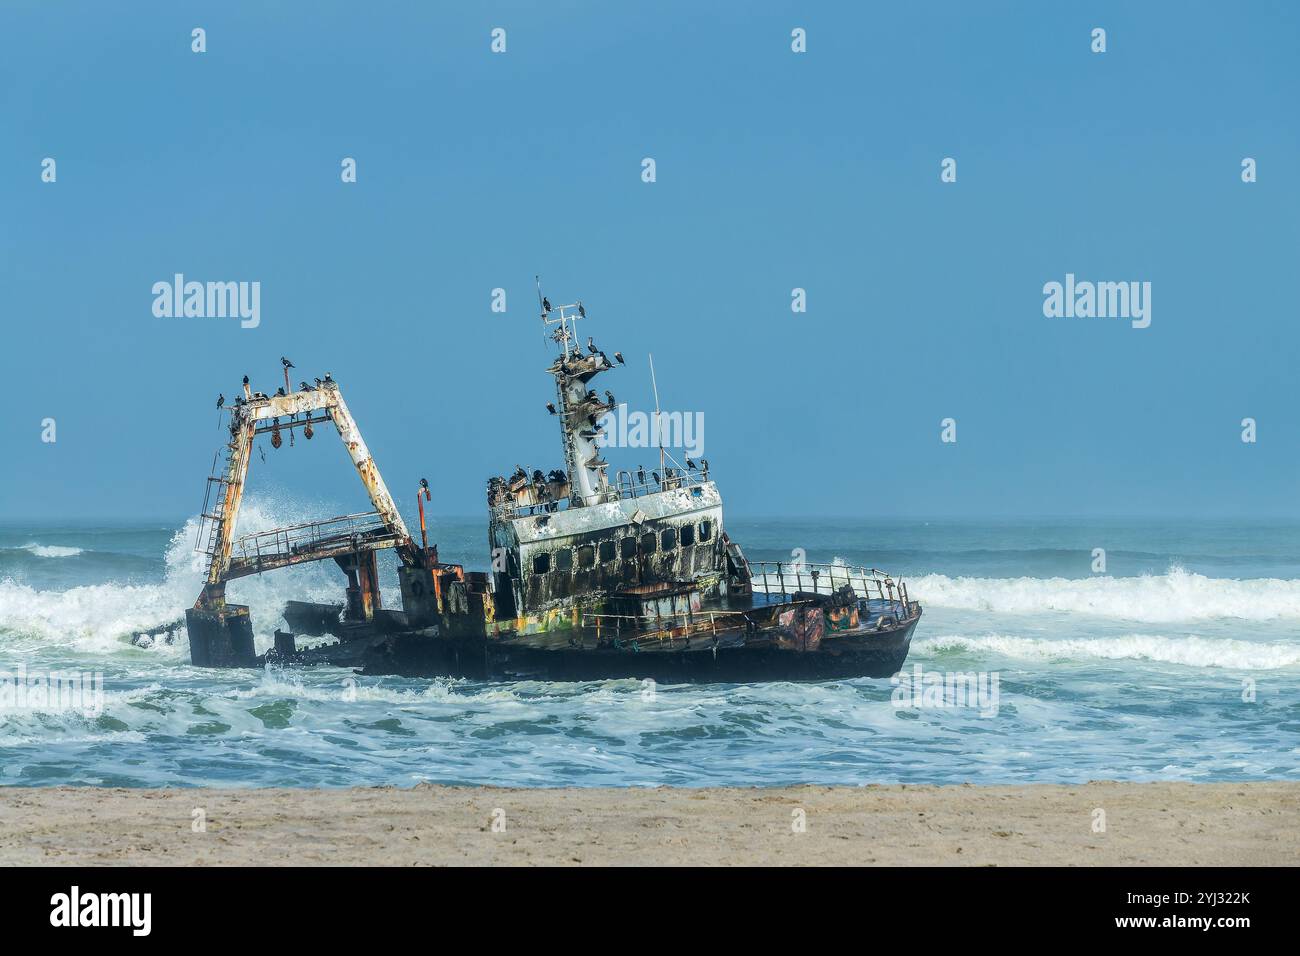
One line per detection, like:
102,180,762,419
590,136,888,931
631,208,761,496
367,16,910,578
649,353,665,474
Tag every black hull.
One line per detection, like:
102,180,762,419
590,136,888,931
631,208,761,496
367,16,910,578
355,616,918,683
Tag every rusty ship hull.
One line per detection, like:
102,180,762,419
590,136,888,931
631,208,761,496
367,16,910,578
364,614,919,683
260,584,922,683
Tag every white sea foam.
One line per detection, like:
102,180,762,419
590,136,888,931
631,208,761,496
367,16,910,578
20,543,84,558
0,503,351,655
910,566,1300,622
915,633,1300,670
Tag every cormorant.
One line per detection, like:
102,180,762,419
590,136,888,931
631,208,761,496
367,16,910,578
652,471,661,485
637,466,646,485
614,352,625,365
323,372,333,383
216,394,225,409
314,377,323,387
604,390,615,405
546,402,557,415
300,381,314,391
281,357,294,369
542,297,552,313
578,303,586,318
686,458,696,470
243,375,249,386
587,336,597,354
275,387,286,397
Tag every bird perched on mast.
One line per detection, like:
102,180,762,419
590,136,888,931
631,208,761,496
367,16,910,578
281,357,294,370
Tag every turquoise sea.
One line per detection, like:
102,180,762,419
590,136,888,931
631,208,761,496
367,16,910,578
1,509,1297,787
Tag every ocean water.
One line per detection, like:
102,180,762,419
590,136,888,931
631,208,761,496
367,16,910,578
1,506,1298,788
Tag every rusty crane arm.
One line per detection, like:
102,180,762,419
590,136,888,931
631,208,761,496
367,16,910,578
196,381,416,609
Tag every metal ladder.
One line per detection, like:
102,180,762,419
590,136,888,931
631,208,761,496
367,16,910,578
194,446,233,575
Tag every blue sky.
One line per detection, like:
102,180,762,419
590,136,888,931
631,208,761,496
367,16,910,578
1,1,1297,520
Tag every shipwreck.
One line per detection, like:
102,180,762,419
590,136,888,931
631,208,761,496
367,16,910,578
182,292,921,681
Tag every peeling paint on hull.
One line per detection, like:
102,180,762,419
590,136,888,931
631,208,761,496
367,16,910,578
360,615,918,683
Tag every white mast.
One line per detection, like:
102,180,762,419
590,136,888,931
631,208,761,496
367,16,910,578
539,288,613,507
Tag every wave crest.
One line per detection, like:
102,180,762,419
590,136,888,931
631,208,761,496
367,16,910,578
20,543,84,558
910,566,1300,622
0,505,348,655
915,632,1300,670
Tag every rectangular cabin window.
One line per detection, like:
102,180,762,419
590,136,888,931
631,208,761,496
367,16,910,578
680,523,695,547
532,552,551,575
577,544,596,568
556,547,573,572
660,527,678,551
640,531,657,555
599,539,617,563
620,536,637,560
699,520,712,542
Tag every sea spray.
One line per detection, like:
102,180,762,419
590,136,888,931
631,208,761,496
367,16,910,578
913,633,1300,670
909,566,1300,622
0,501,360,656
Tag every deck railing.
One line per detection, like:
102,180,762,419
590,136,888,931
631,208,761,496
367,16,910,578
494,468,713,519
609,468,710,501
747,561,912,611
231,511,392,563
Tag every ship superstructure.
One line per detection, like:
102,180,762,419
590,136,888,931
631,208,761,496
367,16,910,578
486,296,733,629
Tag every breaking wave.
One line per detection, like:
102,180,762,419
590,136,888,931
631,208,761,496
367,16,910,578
0,504,350,656
915,633,1300,670
19,543,84,558
909,566,1300,622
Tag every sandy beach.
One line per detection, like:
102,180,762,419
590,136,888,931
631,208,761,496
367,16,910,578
0,781,1295,866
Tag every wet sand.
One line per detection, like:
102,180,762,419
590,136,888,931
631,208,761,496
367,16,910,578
0,781,1295,866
